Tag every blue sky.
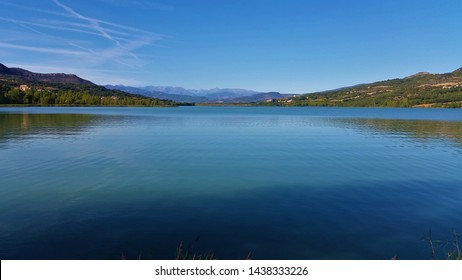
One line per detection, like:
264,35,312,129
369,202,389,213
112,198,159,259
1,0,461,93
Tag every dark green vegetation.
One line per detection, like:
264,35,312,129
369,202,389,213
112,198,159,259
425,230,461,260
0,63,179,106
262,68,462,108
175,241,218,260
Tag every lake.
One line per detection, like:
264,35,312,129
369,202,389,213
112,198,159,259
1,106,461,260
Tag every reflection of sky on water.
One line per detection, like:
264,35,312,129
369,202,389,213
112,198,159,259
0,107,461,260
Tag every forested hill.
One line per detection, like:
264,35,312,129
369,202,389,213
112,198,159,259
263,68,462,108
0,63,179,106
0,63,95,85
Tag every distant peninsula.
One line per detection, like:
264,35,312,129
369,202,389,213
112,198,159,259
260,68,462,108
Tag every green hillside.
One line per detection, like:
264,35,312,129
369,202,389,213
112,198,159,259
0,63,179,107
262,68,462,108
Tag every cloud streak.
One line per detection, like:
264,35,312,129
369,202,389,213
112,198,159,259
97,0,175,12
0,0,165,68
0,42,89,56
52,0,121,46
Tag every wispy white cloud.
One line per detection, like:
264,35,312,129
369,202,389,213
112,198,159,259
97,0,175,12
0,0,167,39
0,42,89,56
0,16,156,45
0,17,103,39
6,63,140,75
0,0,167,71
18,23,45,35
52,0,121,46
0,1,70,18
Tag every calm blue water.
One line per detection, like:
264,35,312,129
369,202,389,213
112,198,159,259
1,106,461,260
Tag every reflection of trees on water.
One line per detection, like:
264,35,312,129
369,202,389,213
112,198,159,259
0,113,104,144
336,118,462,148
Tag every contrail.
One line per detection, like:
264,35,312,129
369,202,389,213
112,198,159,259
53,0,121,46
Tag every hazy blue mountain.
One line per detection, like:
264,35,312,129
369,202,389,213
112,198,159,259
105,85,283,103
139,86,260,97
142,86,197,96
225,92,296,103
105,85,208,102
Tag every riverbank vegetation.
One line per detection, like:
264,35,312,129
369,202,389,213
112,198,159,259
0,83,180,106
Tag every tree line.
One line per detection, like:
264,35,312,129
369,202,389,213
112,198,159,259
0,85,179,107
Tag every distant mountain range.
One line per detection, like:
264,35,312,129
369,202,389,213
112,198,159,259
105,85,295,103
4,62,461,108
0,62,291,105
263,68,462,108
